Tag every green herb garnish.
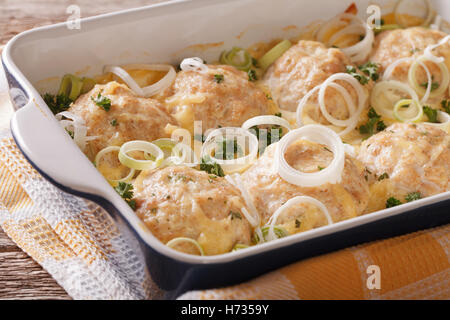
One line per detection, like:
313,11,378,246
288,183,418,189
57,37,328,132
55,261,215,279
378,173,389,181
115,182,136,210
110,119,118,127
230,211,242,220
248,69,257,82
65,128,74,139
376,120,387,132
91,92,111,111
420,76,439,92
215,138,243,160
295,219,301,228
360,108,385,136
386,197,402,208
346,66,369,85
423,106,438,123
199,156,225,177
358,62,380,82
42,93,72,115
405,192,422,203
441,100,450,114
214,74,224,83
250,125,283,154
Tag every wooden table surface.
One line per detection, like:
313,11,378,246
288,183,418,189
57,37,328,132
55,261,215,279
0,0,171,300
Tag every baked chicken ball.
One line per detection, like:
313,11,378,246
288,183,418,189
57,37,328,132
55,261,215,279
241,140,370,234
158,64,270,133
357,123,450,212
371,27,450,71
370,27,450,84
133,166,254,255
69,81,175,160
263,40,368,125
264,40,353,111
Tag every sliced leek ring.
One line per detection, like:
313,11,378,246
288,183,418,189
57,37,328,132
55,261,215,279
166,237,205,256
95,146,135,186
393,99,424,123
408,56,450,99
258,40,292,70
58,74,84,101
220,47,253,71
118,140,164,171
232,244,250,252
81,77,96,94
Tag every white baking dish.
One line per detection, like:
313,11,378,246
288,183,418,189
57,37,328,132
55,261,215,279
2,0,449,297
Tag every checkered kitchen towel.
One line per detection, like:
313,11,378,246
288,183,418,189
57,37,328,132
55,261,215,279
1,130,449,300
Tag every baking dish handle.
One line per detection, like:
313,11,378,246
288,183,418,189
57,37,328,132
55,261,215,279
9,97,130,212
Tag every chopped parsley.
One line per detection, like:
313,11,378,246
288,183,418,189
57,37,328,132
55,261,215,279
441,100,450,114
252,57,259,68
248,69,257,82
358,62,380,82
405,192,422,203
360,108,386,136
248,113,284,154
199,156,225,177
346,62,380,85
318,166,325,171
423,106,438,123
376,120,387,132
377,173,389,181
250,124,283,154
386,197,402,208
420,76,439,92
214,74,224,83
65,128,74,139
215,138,243,160
91,92,111,111
295,219,301,228
110,119,118,127
42,93,72,115
114,182,136,210
346,66,369,85
230,211,242,220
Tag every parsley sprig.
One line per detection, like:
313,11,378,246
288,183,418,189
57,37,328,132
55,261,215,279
423,106,438,123
405,192,422,202
420,76,439,92
249,113,284,154
199,156,225,177
358,62,380,82
346,66,369,85
214,74,224,83
91,92,111,111
42,93,73,115
359,108,386,136
248,69,257,82
386,192,422,208
386,197,402,208
346,62,380,85
441,100,450,114
115,182,136,210
215,138,243,161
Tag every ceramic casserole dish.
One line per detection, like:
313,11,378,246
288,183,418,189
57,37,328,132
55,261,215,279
2,0,450,298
